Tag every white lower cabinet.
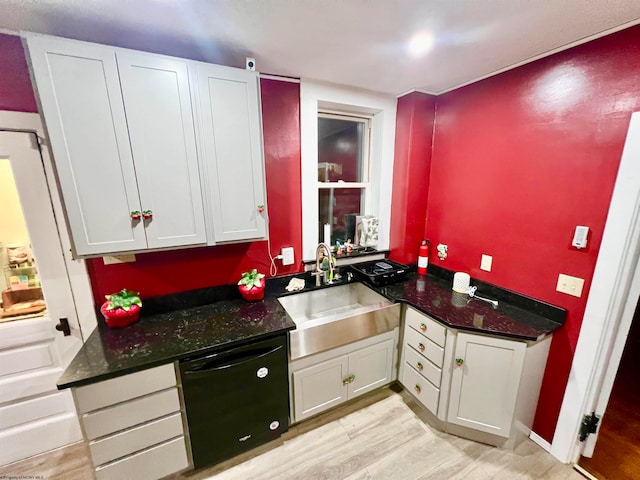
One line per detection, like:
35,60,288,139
400,306,552,448
72,364,190,480
399,307,448,418
290,330,398,423
447,332,526,438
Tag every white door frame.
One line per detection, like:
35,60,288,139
549,111,640,462
0,110,96,337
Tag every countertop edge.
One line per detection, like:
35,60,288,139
57,325,295,390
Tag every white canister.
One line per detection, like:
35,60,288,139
452,272,471,293
6,243,29,265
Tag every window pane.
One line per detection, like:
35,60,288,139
318,188,363,245
317,117,365,183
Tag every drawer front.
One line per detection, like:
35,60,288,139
405,327,444,368
404,346,441,388
89,412,184,466
95,436,189,480
75,364,176,414
83,388,180,440
405,308,446,347
401,363,439,415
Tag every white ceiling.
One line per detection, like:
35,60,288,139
1,0,640,95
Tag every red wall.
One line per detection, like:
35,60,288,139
86,78,303,301
426,25,640,442
389,92,436,264
0,33,38,112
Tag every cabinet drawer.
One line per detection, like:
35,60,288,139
401,363,439,415
74,364,176,414
83,387,180,440
405,328,444,368
404,346,441,388
89,412,184,466
405,308,446,347
95,436,189,480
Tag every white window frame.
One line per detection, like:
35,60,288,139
300,80,396,261
317,112,371,243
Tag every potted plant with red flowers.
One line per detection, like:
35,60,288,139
100,289,142,328
237,269,266,301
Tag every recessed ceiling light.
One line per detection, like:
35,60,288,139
408,31,434,57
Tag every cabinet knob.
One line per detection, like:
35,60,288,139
130,210,141,220
414,384,421,394
418,342,425,352
257,204,265,213
455,358,464,367
348,374,355,383
142,209,153,219
420,323,427,332
342,376,350,385
416,362,424,371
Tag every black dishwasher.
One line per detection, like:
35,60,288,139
179,334,289,469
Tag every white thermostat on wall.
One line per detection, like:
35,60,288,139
572,225,589,249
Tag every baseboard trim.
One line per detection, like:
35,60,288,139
573,464,599,480
529,432,552,452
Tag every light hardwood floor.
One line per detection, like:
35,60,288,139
0,387,585,480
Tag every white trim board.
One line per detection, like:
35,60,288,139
0,110,97,338
300,79,396,261
529,432,552,452
550,111,640,463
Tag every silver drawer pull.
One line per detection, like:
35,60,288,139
239,434,252,442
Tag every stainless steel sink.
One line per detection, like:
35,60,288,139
279,283,401,360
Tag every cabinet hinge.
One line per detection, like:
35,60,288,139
579,411,600,441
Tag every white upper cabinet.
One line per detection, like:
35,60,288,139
25,33,267,256
194,63,267,243
116,51,206,248
25,35,148,255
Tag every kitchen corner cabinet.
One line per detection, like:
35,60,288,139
447,332,525,437
290,330,397,423
400,307,551,448
194,63,267,243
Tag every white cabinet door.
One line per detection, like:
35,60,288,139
117,51,206,248
447,332,526,438
292,355,349,422
196,63,266,243
26,35,146,255
347,338,394,399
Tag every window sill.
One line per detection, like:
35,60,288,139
302,248,389,270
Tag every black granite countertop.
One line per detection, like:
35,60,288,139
57,293,295,389
58,264,565,390
377,267,565,341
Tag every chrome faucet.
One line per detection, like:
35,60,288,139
312,243,336,287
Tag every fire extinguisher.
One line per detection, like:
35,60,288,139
418,239,430,275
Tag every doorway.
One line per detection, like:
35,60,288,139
0,116,93,466
577,299,640,479
0,153,47,319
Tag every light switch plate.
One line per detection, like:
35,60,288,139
480,254,492,272
556,273,585,297
103,254,136,265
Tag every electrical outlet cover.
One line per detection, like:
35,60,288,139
480,254,492,272
282,247,294,266
556,273,585,297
